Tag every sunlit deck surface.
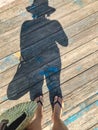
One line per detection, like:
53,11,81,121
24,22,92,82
0,0,98,129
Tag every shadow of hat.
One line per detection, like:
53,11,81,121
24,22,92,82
26,0,56,16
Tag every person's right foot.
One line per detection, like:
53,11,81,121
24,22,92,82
34,96,43,120
52,96,64,121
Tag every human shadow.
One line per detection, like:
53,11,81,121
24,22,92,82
7,0,68,106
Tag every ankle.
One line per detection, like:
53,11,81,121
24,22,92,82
54,117,61,123
53,113,61,121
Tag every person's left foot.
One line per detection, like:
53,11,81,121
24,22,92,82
51,96,64,122
34,96,43,120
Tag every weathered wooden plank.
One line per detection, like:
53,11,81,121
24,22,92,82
1,65,98,106
0,1,32,20
63,80,98,116
0,0,27,13
1,1,97,48
0,4,97,58
0,37,98,87
65,11,98,37
0,21,98,60
0,0,94,22
0,13,97,66
0,92,30,114
43,93,98,129
42,59,98,112
0,57,98,125
0,50,98,103
63,93,98,121
0,1,98,36
0,1,98,129
0,0,72,26
52,1,98,22
0,27,20,48
51,0,95,19
0,0,69,13
0,1,73,22
1,59,98,106
89,123,98,130
0,10,97,61
66,103,98,130
0,73,98,128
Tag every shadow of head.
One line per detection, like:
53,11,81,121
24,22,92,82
26,0,56,18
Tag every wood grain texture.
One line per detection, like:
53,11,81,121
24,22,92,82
0,1,98,47
89,123,98,130
0,37,98,87
0,1,98,129
0,3,97,58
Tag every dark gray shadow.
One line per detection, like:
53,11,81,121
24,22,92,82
7,0,68,106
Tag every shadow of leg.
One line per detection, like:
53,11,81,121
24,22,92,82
45,67,62,107
29,72,44,101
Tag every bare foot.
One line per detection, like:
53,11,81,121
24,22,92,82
26,96,43,130
34,96,43,120
52,96,64,121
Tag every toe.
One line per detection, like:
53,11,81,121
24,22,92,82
54,96,58,103
34,96,43,106
39,96,43,102
58,97,62,103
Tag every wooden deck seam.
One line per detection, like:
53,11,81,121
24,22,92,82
0,46,97,96
0,21,98,60
61,77,98,97
65,11,98,37
0,2,98,35
0,0,95,23
0,5,97,52
0,53,98,103
43,94,98,128
0,73,98,111
0,10,98,57
0,1,70,22
0,32,97,64
68,22,98,38
0,0,71,14
61,63,98,85
87,123,98,130
0,36,98,78
0,27,97,63
0,43,98,90
0,73,97,127
43,94,98,121
1,62,98,101
41,77,98,111
1,18,98,60
56,1,98,22
61,50,98,70
0,1,98,129
44,67,98,101
0,1,74,20
44,74,98,99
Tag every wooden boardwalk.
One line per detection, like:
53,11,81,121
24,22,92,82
0,0,98,129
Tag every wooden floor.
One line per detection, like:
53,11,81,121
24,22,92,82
0,0,98,130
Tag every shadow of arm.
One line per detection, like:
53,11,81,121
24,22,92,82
55,21,68,46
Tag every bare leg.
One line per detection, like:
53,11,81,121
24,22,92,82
26,96,43,130
52,96,68,130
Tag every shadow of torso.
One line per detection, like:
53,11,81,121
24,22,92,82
21,18,61,65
